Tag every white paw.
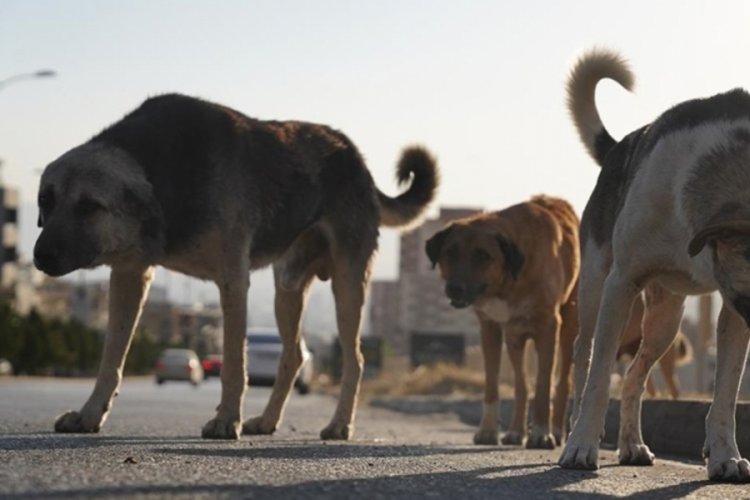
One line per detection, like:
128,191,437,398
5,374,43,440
242,416,277,435
201,416,240,440
473,428,499,445
558,437,600,470
526,429,556,450
54,410,104,433
320,421,352,440
618,442,655,465
707,457,750,483
500,430,524,446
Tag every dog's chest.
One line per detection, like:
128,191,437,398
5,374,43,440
475,298,512,324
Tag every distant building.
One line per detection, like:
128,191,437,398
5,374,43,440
369,207,482,356
0,183,19,292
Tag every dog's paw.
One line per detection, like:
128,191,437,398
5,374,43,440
618,443,655,466
320,422,352,440
500,430,524,446
54,410,102,433
473,428,499,445
526,430,556,450
201,417,240,440
558,438,600,470
242,416,277,435
707,457,750,483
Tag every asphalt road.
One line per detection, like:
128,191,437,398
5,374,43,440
0,377,744,499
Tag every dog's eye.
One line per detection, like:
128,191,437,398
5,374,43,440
38,192,54,211
75,197,106,215
473,249,492,266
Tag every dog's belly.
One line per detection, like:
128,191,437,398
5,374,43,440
653,271,716,296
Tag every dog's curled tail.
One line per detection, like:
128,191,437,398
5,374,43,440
673,331,694,368
567,48,635,166
378,145,439,230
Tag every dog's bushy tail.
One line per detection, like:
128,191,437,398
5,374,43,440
567,48,634,166
378,145,440,230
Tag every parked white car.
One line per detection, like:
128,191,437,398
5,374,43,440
246,327,314,395
154,348,204,386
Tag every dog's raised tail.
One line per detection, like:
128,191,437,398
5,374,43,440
378,145,439,230
567,48,634,166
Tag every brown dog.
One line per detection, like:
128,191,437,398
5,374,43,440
617,296,693,400
425,195,579,448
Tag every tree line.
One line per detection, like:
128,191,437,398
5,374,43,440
0,302,172,376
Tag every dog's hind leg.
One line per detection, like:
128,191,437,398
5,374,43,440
243,264,316,435
55,266,154,433
318,244,375,440
552,294,577,446
657,344,680,400
474,319,503,445
703,303,750,482
559,266,639,470
501,334,528,446
202,242,250,440
618,284,684,465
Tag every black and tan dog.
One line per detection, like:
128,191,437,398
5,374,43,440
426,195,579,448
34,93,439,440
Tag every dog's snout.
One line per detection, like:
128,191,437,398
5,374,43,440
734,296,750,328
33,245,61,273
445,282,466,299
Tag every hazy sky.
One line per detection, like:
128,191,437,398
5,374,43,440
2,1,749,303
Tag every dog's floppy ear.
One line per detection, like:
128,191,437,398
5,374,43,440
124,180,167,258
496,234,524,279
425,226,453,269
688,221,750,257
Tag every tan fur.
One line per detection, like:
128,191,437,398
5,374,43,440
427,195,579,448
617,296,693,400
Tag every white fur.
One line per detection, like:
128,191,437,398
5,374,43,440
476,298,512,324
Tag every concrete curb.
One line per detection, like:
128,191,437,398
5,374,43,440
370,397,750,460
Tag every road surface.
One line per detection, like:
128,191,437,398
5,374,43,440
0,377,742,498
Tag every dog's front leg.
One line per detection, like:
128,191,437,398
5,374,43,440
703,304,750,482
559,268,638,469
55,266,154,433
202,246,249,440
474,318,503,445
527,315,560,450
501,333,528,446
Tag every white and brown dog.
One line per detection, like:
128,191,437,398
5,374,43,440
559,48,750,482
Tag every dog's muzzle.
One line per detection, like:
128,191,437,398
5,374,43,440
445,282,486,309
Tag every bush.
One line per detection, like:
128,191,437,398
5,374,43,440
0,303,103,376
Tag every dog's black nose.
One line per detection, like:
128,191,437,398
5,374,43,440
33,247,60,272
445,282,466,299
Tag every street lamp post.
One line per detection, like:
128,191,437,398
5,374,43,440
0,70,57,90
